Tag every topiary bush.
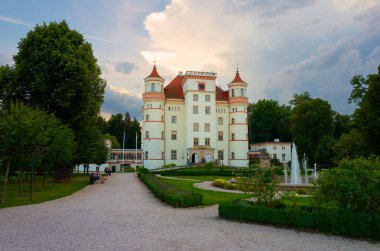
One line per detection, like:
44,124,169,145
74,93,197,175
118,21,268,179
219,200,380,239
138,172,202,208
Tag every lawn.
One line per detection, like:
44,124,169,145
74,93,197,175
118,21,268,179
165,175,231,181
157,177,250,206
0,174,89,208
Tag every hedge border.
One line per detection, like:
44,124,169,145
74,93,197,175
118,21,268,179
138,172,202,208
219,200,380,240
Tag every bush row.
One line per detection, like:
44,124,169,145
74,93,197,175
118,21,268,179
219,200,380,239
138,172,202,208
212,179,239,190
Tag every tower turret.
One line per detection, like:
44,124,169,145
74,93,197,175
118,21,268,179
228,69,249,167
142,65,166,169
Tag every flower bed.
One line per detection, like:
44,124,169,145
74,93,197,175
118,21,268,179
138,172,202,208
219,200,380,239
212,179,239,190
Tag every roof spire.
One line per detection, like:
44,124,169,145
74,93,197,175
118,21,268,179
146,63,163,79
236,61,239,73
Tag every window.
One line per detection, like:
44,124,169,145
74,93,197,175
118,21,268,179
282,154,285,161
171,131,177,140
146,114,149,121
193,123,199,131
205,138,210,146
231,118,235,124
273,154,277,159
145,131,149,139
193,137,199,146
218,132,223,141
231,152,235,160
151,83,155,92
205,95,210,102
170,150,177,160
145,151,148,159
218,150,224,160
231,133,235,140
162,152,164,159
204,123,210,132
193,94,198,101
171,116,177,124
193,106,198,114
232,89,235,97
218,117,223,125
161,115,164,122
246,133,248,140
273,146,277,150
282,146,285,150
161,131,164,139
240,88,244,96
205,106,211,115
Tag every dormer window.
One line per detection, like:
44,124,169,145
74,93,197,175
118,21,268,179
198,83,206,91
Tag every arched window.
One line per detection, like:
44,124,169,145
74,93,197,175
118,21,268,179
145,151,149,159
145,131,149,139
151,83,155,92
161,131,164,139
146,114,149,121
161,115,164,122
231,133,235,140
240,88,244,96
231,152,235,160
231,118,235,124
232,89,235,97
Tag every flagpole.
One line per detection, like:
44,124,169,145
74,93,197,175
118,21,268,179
135,132,138,171
122,130,125,172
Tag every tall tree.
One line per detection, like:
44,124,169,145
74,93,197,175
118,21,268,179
248,99,291,143
349,65,380,155
0,21,106,177
290,98,334,164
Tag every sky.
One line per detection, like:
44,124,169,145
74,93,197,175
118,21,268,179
1,0,379,120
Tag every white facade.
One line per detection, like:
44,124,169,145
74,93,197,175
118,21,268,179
142,66,249,169
250,141,292,164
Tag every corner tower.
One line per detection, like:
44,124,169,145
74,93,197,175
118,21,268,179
142,65,165,169
228,69,249,167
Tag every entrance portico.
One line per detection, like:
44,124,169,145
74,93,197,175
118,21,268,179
188,146,215,164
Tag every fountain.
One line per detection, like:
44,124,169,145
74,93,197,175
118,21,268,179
284,164,288,184
313,163,318,180
290,143,301,184
302,153,308,184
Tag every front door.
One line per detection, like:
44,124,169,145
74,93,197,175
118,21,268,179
192,153,199,163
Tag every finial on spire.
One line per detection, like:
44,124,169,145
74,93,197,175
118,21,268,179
153,55,157,66
236,61,239,73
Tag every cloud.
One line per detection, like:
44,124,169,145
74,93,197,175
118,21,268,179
0,15,33,27
115,61,137,75
101,85,142,120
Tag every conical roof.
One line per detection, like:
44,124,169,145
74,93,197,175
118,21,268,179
146,65,163,78
230,70,246,84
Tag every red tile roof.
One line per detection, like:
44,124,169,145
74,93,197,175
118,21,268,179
216,85,229,101
164,75,185,99
147,65,162,78
231,71,246,83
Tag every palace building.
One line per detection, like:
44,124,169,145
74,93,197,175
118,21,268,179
141,65,249,169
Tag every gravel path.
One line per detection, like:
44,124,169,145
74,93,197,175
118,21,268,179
0,173,378,251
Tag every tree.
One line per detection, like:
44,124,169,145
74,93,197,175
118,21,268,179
332,112,352,139
106,112,141,149
103,133,121,149
314,134,335,168
0,21,106,178
0,103,75,202
290,98,334,164
349,66,380,155
248,99,291,143
289,91,312,106
334,129,370,161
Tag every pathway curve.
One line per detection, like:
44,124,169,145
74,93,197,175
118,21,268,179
0,173,378,251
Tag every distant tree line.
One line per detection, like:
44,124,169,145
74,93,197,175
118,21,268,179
248,65,380,168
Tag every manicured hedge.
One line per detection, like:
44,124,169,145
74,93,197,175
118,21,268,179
159,170,234,177
138,172,202,208
219,200,380,239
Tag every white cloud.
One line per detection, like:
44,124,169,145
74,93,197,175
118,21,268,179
0,15,33,27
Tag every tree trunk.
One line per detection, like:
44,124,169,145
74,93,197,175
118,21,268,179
1,159,11,204
18,167,23,196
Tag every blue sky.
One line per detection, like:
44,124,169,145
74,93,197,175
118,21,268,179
1,0,379,119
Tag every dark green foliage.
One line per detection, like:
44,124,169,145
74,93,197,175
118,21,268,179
314,157,380,212
248,99,291,143
106,112,141,149
350,66,380,155
290,98,334,164
138,172,202,208
219,200,380,239
334,129,370,160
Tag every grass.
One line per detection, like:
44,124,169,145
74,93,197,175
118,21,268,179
0,174,89,208
165,175,231,181
157,177,249,206
279,196,313,207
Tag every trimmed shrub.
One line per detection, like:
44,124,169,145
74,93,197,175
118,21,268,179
138,172,202,208
219,200,380,239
